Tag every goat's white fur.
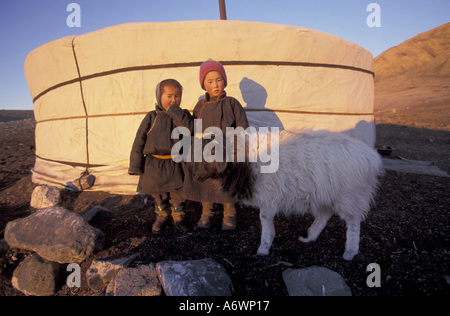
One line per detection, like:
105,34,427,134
232,129,383,260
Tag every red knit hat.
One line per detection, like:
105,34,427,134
199,59,227,90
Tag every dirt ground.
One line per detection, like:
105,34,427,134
0,110,449,296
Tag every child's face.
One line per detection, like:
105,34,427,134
160,85,182,109
204,71,225,97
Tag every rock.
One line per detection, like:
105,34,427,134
0,238,9,256
86,253,137,291
30,185,60,209
282,266,352,296
5,206,105,263
106,264,161,296
156,258,232,296
83,205,115,225
12,253,60,296
73,174,96,191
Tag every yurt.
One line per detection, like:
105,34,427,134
24,20,375,194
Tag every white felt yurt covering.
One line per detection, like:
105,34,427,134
25,21,375,194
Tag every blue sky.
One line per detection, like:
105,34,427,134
0,0,449,110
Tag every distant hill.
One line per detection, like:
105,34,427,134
0,110,34,123
374,22,450,131
374,22,450,81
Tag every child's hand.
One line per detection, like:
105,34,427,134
167,102,180,111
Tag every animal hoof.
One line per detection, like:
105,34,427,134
299,236,312,243
343,251,357,261
256,248,269,256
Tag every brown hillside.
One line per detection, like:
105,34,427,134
374,22,450,81
374,22,450,131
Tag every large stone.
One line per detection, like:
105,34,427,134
30,185,60,209
12,253,60,296
106,264,162,296
156,258,232,296
282,266,352,296
86,253,137,291
0,238,9,257
82,205,115,225
5,206,105,263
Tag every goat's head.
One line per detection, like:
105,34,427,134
192,136,254,201
192,138,229,182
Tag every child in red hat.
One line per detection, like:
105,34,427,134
184,60,249,230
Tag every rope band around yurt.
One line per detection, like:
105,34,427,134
32,60,374,104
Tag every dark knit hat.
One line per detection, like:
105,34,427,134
199,59,227,90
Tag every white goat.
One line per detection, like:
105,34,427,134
193,129,383,260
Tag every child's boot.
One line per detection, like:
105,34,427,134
172,205,188,232
197,202,214,229
152,205,169,234
222,203,237,231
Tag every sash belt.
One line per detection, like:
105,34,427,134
152,154,173,159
